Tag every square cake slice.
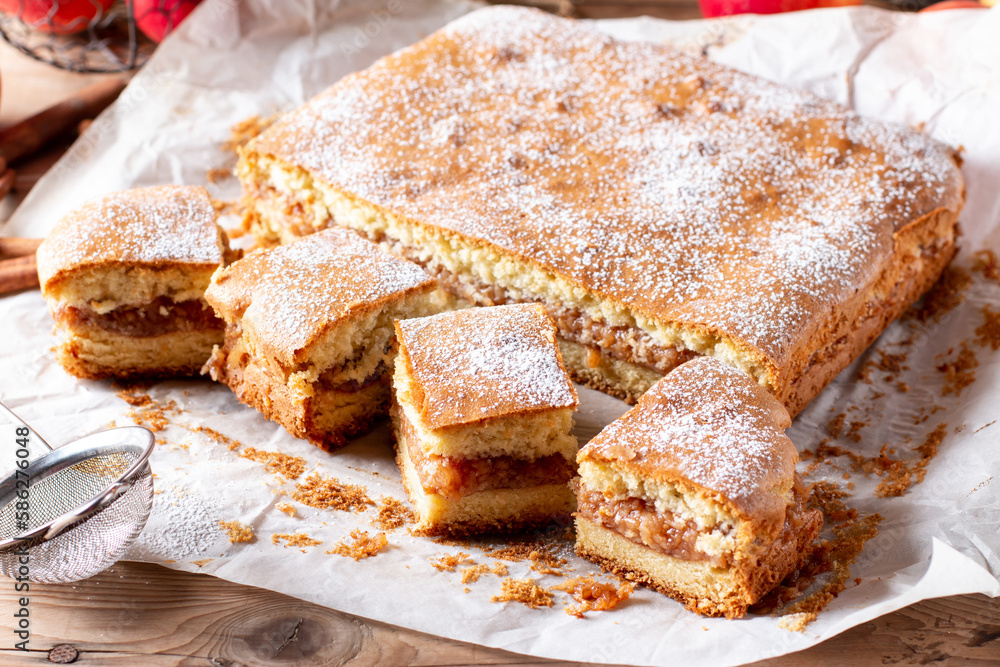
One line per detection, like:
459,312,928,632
392,303,579,535
35,185,229,380
203,226,440,450
238,6,964,414
575,356,822,619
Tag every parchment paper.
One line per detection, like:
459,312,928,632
2,2,1000,665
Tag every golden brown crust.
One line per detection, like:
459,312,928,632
205,227,435,368
37,185,224,294
241,6,964,411
579,357,795,527
394,304,578,430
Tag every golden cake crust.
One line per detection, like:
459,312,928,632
205,226,435,368
579,356,796,530
243,6,964,408
37,185,224,295
395,304,578,430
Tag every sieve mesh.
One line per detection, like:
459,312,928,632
0,465,153,583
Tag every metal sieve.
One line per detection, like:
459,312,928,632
0,402,155,583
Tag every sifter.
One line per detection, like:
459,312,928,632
0,401,155,583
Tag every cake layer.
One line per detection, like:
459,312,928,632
395,413,575,535
56,327,221,380
576,509,820,619
37,185,227,312
395,399,574,501
205,227,437,372
239,6,964,413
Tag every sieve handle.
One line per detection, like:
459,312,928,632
0,401,54,452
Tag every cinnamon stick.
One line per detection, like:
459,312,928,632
0,238,43,260
0,77,128,165
0,255,39,294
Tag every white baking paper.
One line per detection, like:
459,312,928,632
2,2,1000,665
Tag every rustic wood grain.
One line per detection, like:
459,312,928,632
0,561,999,666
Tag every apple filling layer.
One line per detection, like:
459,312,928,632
58,297,222,337
576,488,731,569
400,411,574,501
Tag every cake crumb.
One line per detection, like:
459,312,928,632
431,552,472,572
275,502,296,517
937,343,978,397
240,447,306,480
975,305,1000,351
219,520,254,543
551,575,635,617
972,249,1000,283
206,167,232,183
272,532,322,548
905,265,971,323
874,423,947,498
223,113,280,153
482,542,568,575
492,578,554,609
327,529,388,560
191,425,242,450
115,385,179,432
777,612,816,632
372,496,415,530
460,561,508,584
291,473,373,512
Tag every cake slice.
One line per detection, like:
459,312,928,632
575,356,822,619
35,185,229,380
392,304,579,535
238,6,964,414
203,227,440,450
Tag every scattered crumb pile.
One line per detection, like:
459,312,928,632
275,502,296,517
219,520,254,543
291,473,373,512
481,541,569,576
551,575,635,618
223,113,280,153
372,496,415,530
190,425,243,450
754,481,881,629
975,305,1000,350
873,423,948,498
461,561,508,584
240,446,306,480
327,530,388,560
272,532,322,548
937,342,979,397
491,578,554,609
431,552,473,572
115,383,180,433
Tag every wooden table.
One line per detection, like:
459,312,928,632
2,2,999,665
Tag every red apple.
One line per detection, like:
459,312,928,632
130,0,202,43
920,0,985,9
0,0,115,34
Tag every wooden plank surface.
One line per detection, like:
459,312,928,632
2,2,999,666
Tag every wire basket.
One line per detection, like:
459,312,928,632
0,0,156,72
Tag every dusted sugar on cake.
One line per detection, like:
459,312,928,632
36,185,229,380
575,356,822,619
238,6,964,414
203,227,440,450
391,303,579,535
